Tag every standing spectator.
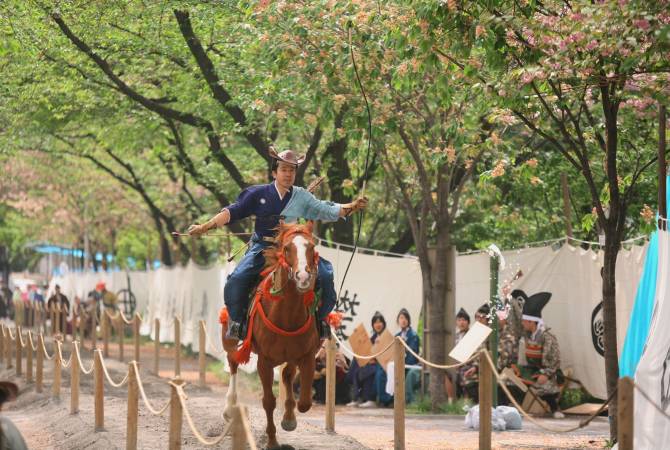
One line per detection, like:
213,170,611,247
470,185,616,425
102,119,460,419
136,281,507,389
47,284,70,333
446,308,471,400
376,308,421,405
96,282,118,313
0,281,11,319
0,381,28,449
345,312,387,408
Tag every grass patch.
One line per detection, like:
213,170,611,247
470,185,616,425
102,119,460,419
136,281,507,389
406,397,472,415
206,360,231,384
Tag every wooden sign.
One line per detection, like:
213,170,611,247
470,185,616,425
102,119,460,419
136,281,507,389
348,324,373,367
371,330,395,371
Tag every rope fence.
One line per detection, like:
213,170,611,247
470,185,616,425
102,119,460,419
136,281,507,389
0,317,255,450
1,307,662,450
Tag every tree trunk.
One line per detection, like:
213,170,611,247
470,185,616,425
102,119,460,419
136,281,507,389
602,227,621,438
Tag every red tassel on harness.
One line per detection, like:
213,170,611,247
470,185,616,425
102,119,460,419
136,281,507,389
219,307,229,326
327,311,343,329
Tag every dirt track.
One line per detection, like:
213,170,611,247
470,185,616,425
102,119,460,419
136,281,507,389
0,338,610,449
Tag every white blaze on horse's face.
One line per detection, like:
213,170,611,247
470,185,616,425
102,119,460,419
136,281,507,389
292,235,312,292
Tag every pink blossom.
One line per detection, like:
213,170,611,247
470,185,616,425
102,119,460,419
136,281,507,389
585,40,599,51
520,71,535,84
633,19,650,30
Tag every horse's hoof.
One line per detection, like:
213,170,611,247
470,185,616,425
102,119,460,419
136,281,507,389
281,419,297,431
297,402,311,413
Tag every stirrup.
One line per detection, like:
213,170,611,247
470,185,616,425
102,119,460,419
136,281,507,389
318,319,331,340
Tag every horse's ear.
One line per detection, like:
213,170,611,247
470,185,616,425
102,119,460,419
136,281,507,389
305,220,315,233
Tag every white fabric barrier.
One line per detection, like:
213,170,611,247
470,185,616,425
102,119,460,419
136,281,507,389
50,240,646,396
635,228,670,448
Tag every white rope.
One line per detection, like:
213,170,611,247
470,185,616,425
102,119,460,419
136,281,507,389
398,338,483,370
74,341,94,375
6,327,15,341
17,330,27,348
174,383,233,446
131,362,171,415
57,341,73,369
634,382,670,421
27,331,38,352
99,355,129,388
331,331,397,360
482,351,610,433
203,327,226,355
40,335,55,361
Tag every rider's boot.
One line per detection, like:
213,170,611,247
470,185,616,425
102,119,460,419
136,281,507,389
222,319,245,352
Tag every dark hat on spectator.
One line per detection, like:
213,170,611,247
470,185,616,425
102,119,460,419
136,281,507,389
456,307,470,323
522,292,552,321
510,289,528,303
477,303,491,316
0,381,18,406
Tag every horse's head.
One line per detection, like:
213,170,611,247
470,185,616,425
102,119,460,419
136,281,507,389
276,221,318,293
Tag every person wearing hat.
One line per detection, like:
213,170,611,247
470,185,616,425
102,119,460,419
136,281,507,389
0,381,28,449
188,148,368,344
516,291,564,418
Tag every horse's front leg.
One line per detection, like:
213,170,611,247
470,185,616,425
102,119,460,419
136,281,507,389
297,353,316,413
280,363,298,431
222,354,239,422
257,356,279,449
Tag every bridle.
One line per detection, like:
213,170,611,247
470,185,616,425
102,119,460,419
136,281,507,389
275,228,319,289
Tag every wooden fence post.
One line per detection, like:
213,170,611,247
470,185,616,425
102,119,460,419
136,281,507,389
127,362,139,450
231,405,250,450
15,327,22,376
55,304,61,336
26,331,33,383
133,314,141,363
198,320,206,387
5,327,11,368
49,304,55,336
92,309,98,350
118,315,124,362
325,337,336,432
168,378,184,450
94,350,104,431
36,333,44,393
154,318,160,375
174,317,181,377
53,340,62,398
103,312,110,357
618,377,634,450
394,337,406,450
71,341,80,414
478,351,492,450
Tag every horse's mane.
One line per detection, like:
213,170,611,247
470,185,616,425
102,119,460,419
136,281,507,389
263,223,314,268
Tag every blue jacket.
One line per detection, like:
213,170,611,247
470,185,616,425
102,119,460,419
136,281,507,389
396,327,420,366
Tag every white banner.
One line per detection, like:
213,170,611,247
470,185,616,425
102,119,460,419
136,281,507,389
51,240,646,397
635,228,670,449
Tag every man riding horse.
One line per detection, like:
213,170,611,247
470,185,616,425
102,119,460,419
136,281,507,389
188,148,368,347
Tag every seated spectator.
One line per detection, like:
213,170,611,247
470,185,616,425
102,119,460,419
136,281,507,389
375,308,421,406
460,303,491,403
446,308,470,400
312,343,352,405
0,381,28,449
345,311,387,408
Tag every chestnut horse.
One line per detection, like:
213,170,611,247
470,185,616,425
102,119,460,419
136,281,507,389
220,222,321,449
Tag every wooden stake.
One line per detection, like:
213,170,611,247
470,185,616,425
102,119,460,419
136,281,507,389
325,337,336,432
15,327,22,376
103,312,110,357
126,362,139,450
5,326,11,368
55,304,61,336
26,331,33,383
94,350,105,431
92,309,98,350
71,341,80,414
53,341,62,398
154,318,160,375
174,317,181,377
618,377,634,450
394,337,406,450
168,378,184,450
133,314,140,363
478,351,492,450
36,333,44,393
231,405,247,450
50,304,55,337
198,320,206,387
118,315,124,362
